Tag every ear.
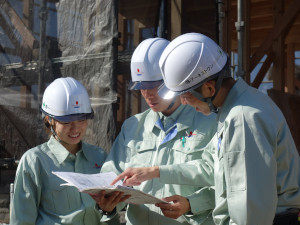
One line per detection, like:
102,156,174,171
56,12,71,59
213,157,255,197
204,80,216,97
43,116,51,129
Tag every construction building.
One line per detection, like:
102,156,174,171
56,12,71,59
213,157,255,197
0,0,300,223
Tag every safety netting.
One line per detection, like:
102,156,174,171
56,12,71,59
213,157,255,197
0,0,118,164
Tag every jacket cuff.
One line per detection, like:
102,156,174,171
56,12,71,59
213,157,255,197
159,165,175,184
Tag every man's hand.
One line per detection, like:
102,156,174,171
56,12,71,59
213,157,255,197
155,195,191,219
89,190,130,212
111,166,160,186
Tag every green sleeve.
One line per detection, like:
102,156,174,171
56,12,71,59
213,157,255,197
10,156,41,225
159,148,215,186
182,186,215,225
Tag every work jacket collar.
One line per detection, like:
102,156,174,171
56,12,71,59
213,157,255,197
146,105,196,134
47,136,89,164
217,77,248,131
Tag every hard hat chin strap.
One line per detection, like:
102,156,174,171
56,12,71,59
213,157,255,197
167,97,176,110
203,61,230,114
48,117,62,143
204,74,223,114
206,97,219,113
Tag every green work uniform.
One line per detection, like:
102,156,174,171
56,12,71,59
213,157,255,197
102,105,217,225
159,78,300,224
10,136,119,225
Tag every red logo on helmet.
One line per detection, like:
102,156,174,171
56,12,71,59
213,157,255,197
136,68,143,76
74,101,80,108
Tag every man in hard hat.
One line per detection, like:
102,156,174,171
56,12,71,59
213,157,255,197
100,37,218,225
113,33,300,225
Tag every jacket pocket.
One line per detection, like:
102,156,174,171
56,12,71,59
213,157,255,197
125,140,155,167
214,154,226,199
172,139,205,163
42,178,81,215
225,151,246,192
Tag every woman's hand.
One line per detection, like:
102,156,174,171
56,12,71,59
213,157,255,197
89,190,130,212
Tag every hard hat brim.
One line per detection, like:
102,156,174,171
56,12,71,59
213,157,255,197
157,83,180,100
158,82,202,100
128,80,163,90
41,108,94,122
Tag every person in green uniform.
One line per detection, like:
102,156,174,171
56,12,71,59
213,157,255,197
113,33,300,225
100,37,217,225
10,77,126,225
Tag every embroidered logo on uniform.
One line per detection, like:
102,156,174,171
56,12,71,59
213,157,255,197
180,131,196,147
93,163,102,168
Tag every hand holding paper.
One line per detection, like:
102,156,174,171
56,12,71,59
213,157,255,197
155,195,191,219
89,190,130,212
52,171,168,205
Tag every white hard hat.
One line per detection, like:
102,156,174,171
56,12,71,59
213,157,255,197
158,33,228,99
129,37,170,90
41,77,94,122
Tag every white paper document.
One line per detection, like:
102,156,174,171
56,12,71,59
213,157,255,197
52,171,168,205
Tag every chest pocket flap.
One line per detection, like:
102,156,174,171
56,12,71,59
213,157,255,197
125,140,156,166
42,177,81,214
172,138,205,163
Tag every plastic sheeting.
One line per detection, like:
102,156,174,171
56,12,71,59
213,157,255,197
0,0,118,161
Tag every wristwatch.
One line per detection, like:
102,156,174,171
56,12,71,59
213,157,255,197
98,205,116,216
185,198,193,215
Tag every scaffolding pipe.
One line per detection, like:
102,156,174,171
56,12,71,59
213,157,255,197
235,0,245,78
159,0,168,39
38,0,48,106
216,0,224,46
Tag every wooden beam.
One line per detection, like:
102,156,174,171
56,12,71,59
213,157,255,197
286,43,295,94
0,46,16,56
133,19,141,48
272,0,285,91
251,52,274,88
131,20,142,114
1,0,37,49
250,0,300,72
22,0,34,30
250,16,273,30
296,78,300,90
119,0,159,27
0,14,22,51
286,25,300,44
220,0,232,53
119,0,158,13
171,0,182,40
0,13,35,62
21,0,34,108
250,2,273,19
20,85,31,108
118,14,125,52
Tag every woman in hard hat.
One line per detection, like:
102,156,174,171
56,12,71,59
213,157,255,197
113,33,300,225
101,37,217,225
10,77,126,225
